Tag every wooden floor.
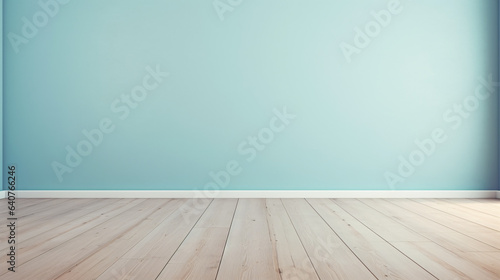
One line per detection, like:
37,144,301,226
1,198,500,280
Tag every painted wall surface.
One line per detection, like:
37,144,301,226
2,0,499,191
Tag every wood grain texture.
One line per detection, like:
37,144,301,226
308,198,436,279
216,199,280,280
156,199,237,280
360,199,498,252
266,199,319,280
332,198,429,242
393,241,500,280
55,198,187,280
0,199,162,280
282,199,376,280
445,199,500,218
96,198,212,280
0,198,74,236
412,198,500,232
157,227,229,280
0,198,113,244
11,199,135,264
1,198,498,280
390,199,500,250
0,198,54,215
458,251,500,276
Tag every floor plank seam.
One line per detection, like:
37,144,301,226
151,198,214,280
331,198,439,280
213,198,239,280
57,199,175,280
452,199,500,218
280,198,322,280
392,199,500,249
263,200,283,280
4,198,499,280
306,199,380,280
0,198,133,276
409,199,500,233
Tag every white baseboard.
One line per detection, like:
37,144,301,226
0,190,497,199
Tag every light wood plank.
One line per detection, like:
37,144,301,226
95,198,212,280
55,199,187,280
216,199,281,280
157,227,230,280
282,199,376,280
97,258,165,280
9,199,135,264
195,198,238,228
360,199,497,252
1,198,498,280
389,199,500,250
0,198,74,235
0,198,54,215
445,199,500,218
0,198,111,242
0,199,166,280
393,241,499,280
5,198,72,219
470,199,500,212
308,198,436,279
332,198,428,242
266,199,319,280
156,199,237,280
458,252,500,276
0,198,63,215
413,199,500,232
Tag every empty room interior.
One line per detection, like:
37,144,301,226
2,0,500,279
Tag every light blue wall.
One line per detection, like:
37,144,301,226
3,0,499,191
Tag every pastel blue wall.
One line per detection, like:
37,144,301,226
3,0,499,191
